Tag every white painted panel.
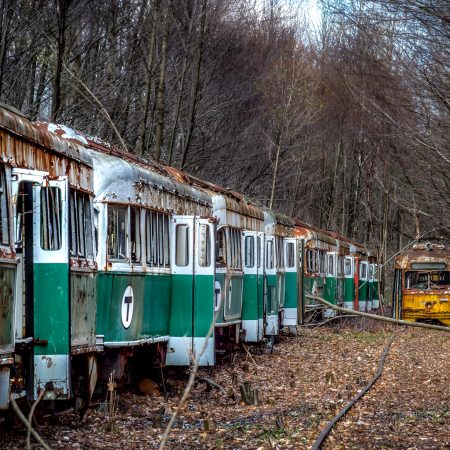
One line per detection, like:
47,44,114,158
242,319,258,342
0,367,10,409
282,307,297,326
34,354,70,399
265,313,279,335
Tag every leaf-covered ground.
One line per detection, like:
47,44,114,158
2,324,449,449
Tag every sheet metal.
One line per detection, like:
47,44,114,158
395,242,449,270
89,151,212,216
0,105,93,192
264,210,295,237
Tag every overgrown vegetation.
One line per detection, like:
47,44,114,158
1,0,448,267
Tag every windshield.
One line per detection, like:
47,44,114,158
404,271,450,290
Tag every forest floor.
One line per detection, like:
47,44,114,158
2,322,449,450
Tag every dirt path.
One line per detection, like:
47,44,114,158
2,325,449,449
323,328,449,450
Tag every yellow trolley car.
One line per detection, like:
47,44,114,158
393,242,450,326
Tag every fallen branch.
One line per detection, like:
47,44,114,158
10,394,51,450
306,294,450,332
27,389,46,450
197,377,226,395
242,343,261,369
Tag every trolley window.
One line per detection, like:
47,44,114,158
318,250,326,274
306,249,316,273
163,215,170,266
286,242,295,268
411,262,446,270
257,236,262,268
198,223,211,267
276,237,284,269
359,262,367,280
175,224,189,267
0,167,9,245
217,228,227,266
266,240,274,269
244,235,255,268
130,207,141,263
69,190,94,259
405,271,450,290
327,254,335,276
41,186,62,251
344,258,352,277
338,256,344,276
107,205,128,261
145,210,170,267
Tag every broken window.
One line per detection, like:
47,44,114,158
0,166,9,245
41,186,62,251
405,271,450,290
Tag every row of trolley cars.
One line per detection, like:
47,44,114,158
0,102,447,414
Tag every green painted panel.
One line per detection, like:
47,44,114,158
325,277,337,305
358,281,368,301
303,275,326,305
242,274,258,321
170,274,214,338
97,272,171,342
214,273,226,323
143,274,171,336
169,274,193,337
344,278,355,303
0,266,15,350
193,274,214,337
71,271,96,348
276,273,285,308
337,278,344,304
284,272,297,309
265,274,277,314
34,263,69,355
257,274,264,320
97,272,144,341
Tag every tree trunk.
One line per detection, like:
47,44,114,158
51,0,71,122
180,0,207,169
153,0,171,161
0,0,11,96
31,53,49,120
167,0,197,165
138,0,159,156
269,131,282,210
